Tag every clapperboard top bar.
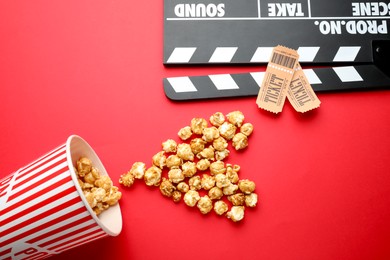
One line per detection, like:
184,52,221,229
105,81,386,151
164,0,390,65
163,0,390,100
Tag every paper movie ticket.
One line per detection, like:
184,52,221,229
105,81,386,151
256,45,299,113
287,65,321,112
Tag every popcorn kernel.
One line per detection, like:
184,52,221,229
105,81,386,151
168,168,185,184
182,161,197,178
190,118,208,135
208,187,223,200
201,174,215,190
197,196,213,214
202,126,220,142
209,112,225,127
189,175,202,191
190,138,207,155
226,111,245,127
77,157,92,177
144,166,162,186
232,133,248,150
162,139,177,153
228,193,245,206
214,200,228,215
226,206,245,222
160,178,176,197
240,123,254,137
178,126,192,140
245,193,258,207
152,151,166,169
130,162,146,179
177,143,195,161
184,190,201,207
218,122,237,140
238,179,256,194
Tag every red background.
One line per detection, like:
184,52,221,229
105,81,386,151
1,1,390,260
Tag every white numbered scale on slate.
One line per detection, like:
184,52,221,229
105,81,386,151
163,0,390,100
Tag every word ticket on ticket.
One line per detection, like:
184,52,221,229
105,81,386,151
256,45,321,113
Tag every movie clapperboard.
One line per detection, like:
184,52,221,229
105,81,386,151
163,0,390,100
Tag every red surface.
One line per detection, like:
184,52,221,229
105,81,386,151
1,1,390,260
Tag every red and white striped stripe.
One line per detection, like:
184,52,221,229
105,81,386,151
0,144,107,260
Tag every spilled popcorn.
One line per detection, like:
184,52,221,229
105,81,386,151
119,111,258,222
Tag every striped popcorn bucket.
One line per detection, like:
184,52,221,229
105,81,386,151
0,135,122,260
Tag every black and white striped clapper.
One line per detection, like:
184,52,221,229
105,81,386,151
163,0,390,100
164,65,390,100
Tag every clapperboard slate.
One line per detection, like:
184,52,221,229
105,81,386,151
163,0,390,100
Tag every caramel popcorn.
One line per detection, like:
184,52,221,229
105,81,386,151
215,149,230,161
120,110,258,223
96,175,113,192
129,162,146,179
226,111,245,127
84,190,97,208
119,171,135,187
160,178,176,197
228,193,245,206
196,159,210,171
189,175,202,191
84,167,99,185
190,138,207,155
184,190,201,207
232,133,248,150
82,180,94,190
223,183,238,196
245,193,258,207
240,123,254,137
202,126,220,142
177,143,195,161
209,112,225,127
76,157,121,216
197,145,215,160
162,139,177,153
152,151,166,169
218,122,237,140
144,166,162,186
238,179,256,194
172,190,182,203
76,157,92,177
209,161,226,176
201,174,215,190
215,173,231,188
182,161,197,177
166,155,182,168
104,186,122,206
190,117,208,135
168,168,185,184
208,186,223,200
177,182,190,193
214,200,228,215
226,164,239,184
212,136,228,151
93,202,109,215
178,126,192,140
226,206,245,222
197,196,213,214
